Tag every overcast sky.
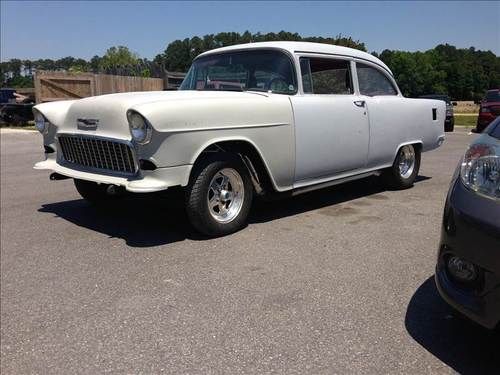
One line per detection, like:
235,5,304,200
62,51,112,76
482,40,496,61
1,1,499,61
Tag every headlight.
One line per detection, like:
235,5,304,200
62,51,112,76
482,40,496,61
480,107,491,113
460,143,500,199
127,110,152,144
34,110,48,134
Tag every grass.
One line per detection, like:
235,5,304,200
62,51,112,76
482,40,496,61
454,114,478,127
0,121,37,130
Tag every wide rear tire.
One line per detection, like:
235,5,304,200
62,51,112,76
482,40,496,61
383,144,421,189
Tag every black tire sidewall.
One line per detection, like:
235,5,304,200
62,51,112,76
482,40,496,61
185,154,253,236
386,145,421,189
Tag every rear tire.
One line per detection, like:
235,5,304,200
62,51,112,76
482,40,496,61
383,144,421,189
74,179,124,204
185,153,253,237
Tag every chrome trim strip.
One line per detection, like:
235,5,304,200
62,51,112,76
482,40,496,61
160,122,289,134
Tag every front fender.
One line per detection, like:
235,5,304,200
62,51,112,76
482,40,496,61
132,95,296,191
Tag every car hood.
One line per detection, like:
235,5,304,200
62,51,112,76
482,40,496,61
34,90,271,139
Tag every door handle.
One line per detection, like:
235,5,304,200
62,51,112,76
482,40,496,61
353,100,365,107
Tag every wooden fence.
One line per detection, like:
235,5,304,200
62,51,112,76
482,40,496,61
34,71,166,103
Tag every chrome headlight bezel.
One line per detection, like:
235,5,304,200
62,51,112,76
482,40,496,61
127,110,152,145
33,109,49,134
460,143,500,200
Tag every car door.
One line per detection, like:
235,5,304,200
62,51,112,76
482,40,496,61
354,62,404,168
290,56,369,183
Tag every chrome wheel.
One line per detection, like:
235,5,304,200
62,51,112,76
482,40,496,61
398,145,416,179
207,168,245,223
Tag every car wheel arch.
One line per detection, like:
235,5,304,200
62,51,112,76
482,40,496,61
189,138,279,195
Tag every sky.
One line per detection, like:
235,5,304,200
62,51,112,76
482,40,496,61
1,1,499,61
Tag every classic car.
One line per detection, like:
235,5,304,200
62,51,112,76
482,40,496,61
33,42,446,236
435,117,500,329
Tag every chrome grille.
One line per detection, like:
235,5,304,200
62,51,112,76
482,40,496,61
58,134,137,174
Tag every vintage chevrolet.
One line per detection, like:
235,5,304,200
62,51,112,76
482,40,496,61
34,42,445,236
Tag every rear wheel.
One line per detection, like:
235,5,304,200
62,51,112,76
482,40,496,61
74,179,124,204
185,154,253,237
383,144,421,189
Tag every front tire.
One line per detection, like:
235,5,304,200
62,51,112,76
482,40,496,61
185,154,253,237
383,144,421,189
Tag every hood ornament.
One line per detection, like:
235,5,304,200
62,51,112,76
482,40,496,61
77,118,99,130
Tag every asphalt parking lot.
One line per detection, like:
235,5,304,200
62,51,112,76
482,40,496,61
1,129,498,374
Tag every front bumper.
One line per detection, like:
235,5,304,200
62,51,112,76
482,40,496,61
34,153,192,193
435,178,500,329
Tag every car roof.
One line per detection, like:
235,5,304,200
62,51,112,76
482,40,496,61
197,41,393,75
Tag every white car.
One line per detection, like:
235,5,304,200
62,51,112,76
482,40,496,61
34,42,445,236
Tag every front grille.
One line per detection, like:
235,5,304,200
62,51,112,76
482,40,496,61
58,134,137,174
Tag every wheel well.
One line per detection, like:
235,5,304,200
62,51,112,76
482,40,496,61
412,142,423,152
193,140,275,194
396,142,422,157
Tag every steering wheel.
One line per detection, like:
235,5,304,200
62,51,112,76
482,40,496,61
266,77,289,92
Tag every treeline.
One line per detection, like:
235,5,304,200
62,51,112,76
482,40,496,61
1,31,499,100
376,44,500,101
153,31,366,72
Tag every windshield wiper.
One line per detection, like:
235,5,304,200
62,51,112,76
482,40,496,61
197,87,244,92
245,88,269,93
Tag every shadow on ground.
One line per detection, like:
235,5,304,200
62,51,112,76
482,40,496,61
39,175,430,247
406,277,500,374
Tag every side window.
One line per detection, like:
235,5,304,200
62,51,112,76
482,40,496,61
356,63,397,96
300,57,353,95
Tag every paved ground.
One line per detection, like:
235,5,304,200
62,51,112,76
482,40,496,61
1,129,498,374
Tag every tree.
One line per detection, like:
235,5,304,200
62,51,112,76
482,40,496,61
154,31,367,72
98,46,140,74
379,44,500,99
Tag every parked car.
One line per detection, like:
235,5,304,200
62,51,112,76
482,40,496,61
419,94,454,132
476,89,500,133
435,117,500,329
0,88,35,125
33,42,446,236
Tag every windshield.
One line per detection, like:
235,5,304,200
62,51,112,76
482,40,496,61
180,49,296,95
485,90,500,102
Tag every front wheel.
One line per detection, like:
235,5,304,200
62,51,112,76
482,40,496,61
185,154,253,237
383,144,421,189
